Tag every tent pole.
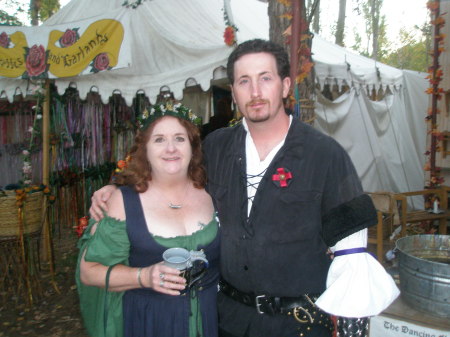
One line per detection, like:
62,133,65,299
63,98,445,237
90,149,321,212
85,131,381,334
43,80,50,186
41,79,51,262
41,79,59,292
429,0,441,184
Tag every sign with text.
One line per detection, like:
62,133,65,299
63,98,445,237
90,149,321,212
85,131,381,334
370,315,450,337
0,18,128,79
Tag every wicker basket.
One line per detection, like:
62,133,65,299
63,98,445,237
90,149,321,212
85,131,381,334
0,191,44,238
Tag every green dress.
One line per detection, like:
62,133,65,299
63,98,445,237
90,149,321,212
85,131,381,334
153,218,218,337
76,217,128,337
76,214,219,337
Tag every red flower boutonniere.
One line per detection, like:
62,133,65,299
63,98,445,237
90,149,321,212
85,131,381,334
272,167,293,187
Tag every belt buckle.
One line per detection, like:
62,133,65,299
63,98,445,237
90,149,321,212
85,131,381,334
293,295,315,324
293,306,314,323
255,294,266,314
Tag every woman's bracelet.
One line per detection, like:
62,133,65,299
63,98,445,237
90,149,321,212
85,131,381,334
137,267,145,288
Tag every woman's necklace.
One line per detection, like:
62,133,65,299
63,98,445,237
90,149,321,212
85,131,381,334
152,181,190,210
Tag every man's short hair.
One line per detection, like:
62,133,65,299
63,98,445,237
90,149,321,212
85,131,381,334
226,39,290,84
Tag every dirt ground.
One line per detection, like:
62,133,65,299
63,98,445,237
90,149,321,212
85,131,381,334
0,226,87,337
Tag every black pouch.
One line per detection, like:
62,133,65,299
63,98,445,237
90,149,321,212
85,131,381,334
183,260,208,289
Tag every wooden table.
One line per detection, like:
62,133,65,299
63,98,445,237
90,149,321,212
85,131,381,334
394,188,449,236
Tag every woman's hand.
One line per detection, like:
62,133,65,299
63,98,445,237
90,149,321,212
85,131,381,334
141,262,187,295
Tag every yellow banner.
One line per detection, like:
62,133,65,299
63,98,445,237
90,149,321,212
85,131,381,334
0,19,124,79
0,31,28,78
47,19,124,77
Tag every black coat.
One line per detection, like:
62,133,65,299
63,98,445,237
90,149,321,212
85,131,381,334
203,118,377,336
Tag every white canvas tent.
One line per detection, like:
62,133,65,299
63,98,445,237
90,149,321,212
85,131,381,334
311,35,428,195
0,0,268,105
0,0,428,195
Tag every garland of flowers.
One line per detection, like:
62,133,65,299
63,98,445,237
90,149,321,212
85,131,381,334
424,0,446,188
21,82,45,187
10,82,57,205
222,0,239,46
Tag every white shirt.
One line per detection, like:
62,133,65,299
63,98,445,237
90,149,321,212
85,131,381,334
243,116,291,216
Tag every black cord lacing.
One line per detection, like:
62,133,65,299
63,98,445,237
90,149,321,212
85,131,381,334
246,168,267,205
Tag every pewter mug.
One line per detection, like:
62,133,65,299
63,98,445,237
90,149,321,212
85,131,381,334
163,247,209,288
162,247,208,270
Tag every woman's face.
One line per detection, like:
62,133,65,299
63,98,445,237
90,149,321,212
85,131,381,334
145,116,192,178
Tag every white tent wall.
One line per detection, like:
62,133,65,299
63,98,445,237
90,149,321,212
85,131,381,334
311,32,428,196
0,0,428,195
315,69,428,199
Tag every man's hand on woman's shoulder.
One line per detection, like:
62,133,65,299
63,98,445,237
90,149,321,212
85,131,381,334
89,184,118,221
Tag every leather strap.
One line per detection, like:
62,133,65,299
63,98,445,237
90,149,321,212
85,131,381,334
104,264,118,335
219,279,320,315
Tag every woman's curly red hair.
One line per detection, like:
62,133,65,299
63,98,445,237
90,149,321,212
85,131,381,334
114,116,206,192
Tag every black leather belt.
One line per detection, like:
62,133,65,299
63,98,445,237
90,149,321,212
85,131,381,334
219,279,321,316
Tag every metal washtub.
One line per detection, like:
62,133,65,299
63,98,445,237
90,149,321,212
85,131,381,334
395,234,450,318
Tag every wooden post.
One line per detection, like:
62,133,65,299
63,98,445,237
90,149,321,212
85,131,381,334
430,0,441,183
41,80,50,261
41,79,59,293
290,0,302,91
43,80,50,185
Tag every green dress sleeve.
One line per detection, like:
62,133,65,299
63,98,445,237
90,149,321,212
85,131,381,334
75,216,129,337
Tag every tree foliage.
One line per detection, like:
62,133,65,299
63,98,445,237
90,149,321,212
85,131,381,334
307,0,321,34
350,0,387,60
0,0,26,26
335,0,346,46
30,0,60,25
1,0,60,26
0,11,24,26
380,26,430,72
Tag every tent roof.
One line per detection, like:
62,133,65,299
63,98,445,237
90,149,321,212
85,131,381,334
0,0,268,104
0,0,408,104
311,33,404,91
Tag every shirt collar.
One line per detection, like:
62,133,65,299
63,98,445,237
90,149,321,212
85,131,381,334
243,115,293,172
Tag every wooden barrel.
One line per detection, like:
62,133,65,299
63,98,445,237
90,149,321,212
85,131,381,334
0,191,44,238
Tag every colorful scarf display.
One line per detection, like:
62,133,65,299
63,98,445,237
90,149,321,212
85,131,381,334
1,88,150,232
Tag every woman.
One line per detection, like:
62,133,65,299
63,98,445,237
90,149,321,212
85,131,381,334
77,102,220,337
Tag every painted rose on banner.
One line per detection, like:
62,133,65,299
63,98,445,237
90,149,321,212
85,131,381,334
22,44,49,79
0,32,10,48
59,28,80,48
90,52,111,73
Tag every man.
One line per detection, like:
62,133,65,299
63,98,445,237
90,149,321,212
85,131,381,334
90,39,399,337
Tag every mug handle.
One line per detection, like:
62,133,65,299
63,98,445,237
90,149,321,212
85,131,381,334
189,250,209,267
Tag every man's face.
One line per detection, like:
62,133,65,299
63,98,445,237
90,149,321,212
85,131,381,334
230,52,290,124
